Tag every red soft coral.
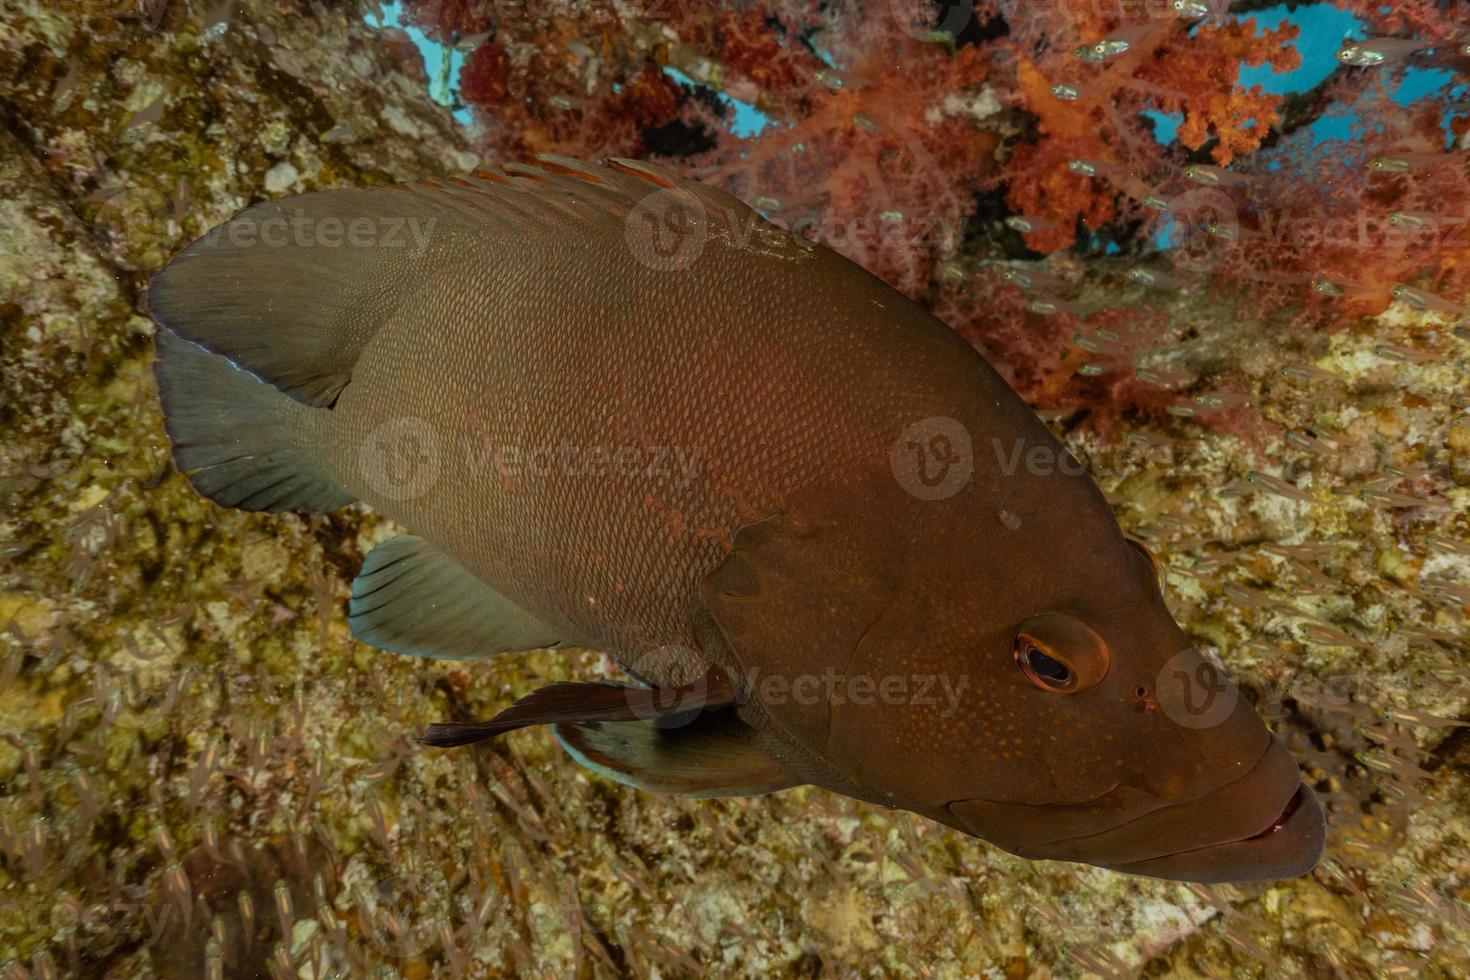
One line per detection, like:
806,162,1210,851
401,0,1470,430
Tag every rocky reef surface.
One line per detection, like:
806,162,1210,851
1,1,1467,977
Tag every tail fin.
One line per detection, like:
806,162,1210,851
145,157,752,512
152,329,354,513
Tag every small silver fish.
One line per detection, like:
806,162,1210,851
1359,489,1446,510
1182,164,1243,187
1387,211,1431,230
1373,343,1437,363
1246,471,1315,503
1193,391,1246,409
1005,215,1055,234
1073,333,1121,354
1206,220,1239,241
1172,0,1211,21
1075,38,1132,63
1002,267,1067,292
1368,156,1411,172
1283,429,1338,454
1392,284,1465,313
1429,535,1470,556
1338,38,1428,67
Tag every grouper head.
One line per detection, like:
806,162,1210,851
701,433,1325,884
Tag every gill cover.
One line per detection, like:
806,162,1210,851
699,480,909,788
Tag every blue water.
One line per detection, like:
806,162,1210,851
363,2,769,133
365,2,471,124
661,67,770,138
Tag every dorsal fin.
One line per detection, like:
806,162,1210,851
144,156,793,409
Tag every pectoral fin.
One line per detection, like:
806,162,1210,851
349,535,562,660
421,674,736,748
555,710,798,798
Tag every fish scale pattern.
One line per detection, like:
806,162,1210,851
308,159,999,674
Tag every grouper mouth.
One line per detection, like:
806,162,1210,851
950,738,1326,883
1104,781,1323,883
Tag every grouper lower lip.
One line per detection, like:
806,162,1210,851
1103,783,1325,884
1028,737,1303,863
950,736,1321,882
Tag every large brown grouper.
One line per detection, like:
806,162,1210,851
147,156,1324,882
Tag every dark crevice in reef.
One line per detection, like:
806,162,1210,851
1424,721,1470,773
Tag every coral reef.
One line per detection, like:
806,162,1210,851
0,0,1467,977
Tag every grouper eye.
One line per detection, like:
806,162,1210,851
1013,613,1111,694
1018,643,1073,690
